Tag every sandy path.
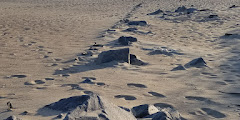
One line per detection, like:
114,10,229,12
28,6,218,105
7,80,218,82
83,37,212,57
0,0,240,120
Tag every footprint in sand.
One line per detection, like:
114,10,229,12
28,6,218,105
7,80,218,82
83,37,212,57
8,75,27,78
53,58,62,62
215,81,227,85
24,80,45,85
0,96,6,99
82,77,96,80
84,91,94,95
185,96,218,104
59,74,70,77
127,83,147,88
34,80,46,84
45,78,55,81
96,82,105,86
61,84,84,90
114,95,137,100
153,103,174,109
201,108,226,118
148,92,165,98
46,63,58,67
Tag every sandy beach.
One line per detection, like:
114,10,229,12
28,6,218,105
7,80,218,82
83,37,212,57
0,0,240,119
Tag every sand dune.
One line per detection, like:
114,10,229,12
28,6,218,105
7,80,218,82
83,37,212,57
0,0,240,120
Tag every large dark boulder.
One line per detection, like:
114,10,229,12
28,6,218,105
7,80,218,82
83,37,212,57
95,48,146,66
95,48,129,64
118,36,137,45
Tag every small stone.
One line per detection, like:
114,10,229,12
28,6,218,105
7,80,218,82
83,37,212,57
208,15,218,18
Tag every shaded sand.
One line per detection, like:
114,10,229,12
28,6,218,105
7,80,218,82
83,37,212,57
0,0,240,120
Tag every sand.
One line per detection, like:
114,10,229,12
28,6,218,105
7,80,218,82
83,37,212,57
0,0,240,119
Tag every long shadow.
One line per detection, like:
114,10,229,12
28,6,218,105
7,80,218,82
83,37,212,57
53,61,118,75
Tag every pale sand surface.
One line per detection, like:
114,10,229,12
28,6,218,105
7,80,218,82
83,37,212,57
0,0,240,119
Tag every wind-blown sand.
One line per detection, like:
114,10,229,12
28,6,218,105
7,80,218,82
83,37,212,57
0,0,240,119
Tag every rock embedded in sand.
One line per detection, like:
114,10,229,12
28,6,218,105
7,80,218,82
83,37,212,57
208,15,218,19
118,36,137,45
147,9,163,15
130,54,147,66
131,104,159,118
175,6,197,14
143,108,182,120
54,94,137,120
123,28,138,32
95,48,146,66
171,65,186,71
128,21,147,26
4,115,21,120
184,57,207,68
95,48,129,64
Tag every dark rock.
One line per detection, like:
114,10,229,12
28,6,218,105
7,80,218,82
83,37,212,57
199,9,211,11
118,36,137,45
130,54,147,66
10,75,27,78
81,78,95,84
143,108,181,120
62,94,136,120
119,106,131,112
171,65,186,71
92,43,104,47
208,15,218,18
128,21,147,26
20,111,28,115
95,48,146,66
95,48,129,64
184,57,207,68
131,104,159,118
175,6,187,12
120,19,130,23
4,116,21,120
96,82,105,86
175,6,197,14
224,33,234,36
56,114,64,119
229,5,239,8
123,28,138,32
147,9,163,15
82,51,93,56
